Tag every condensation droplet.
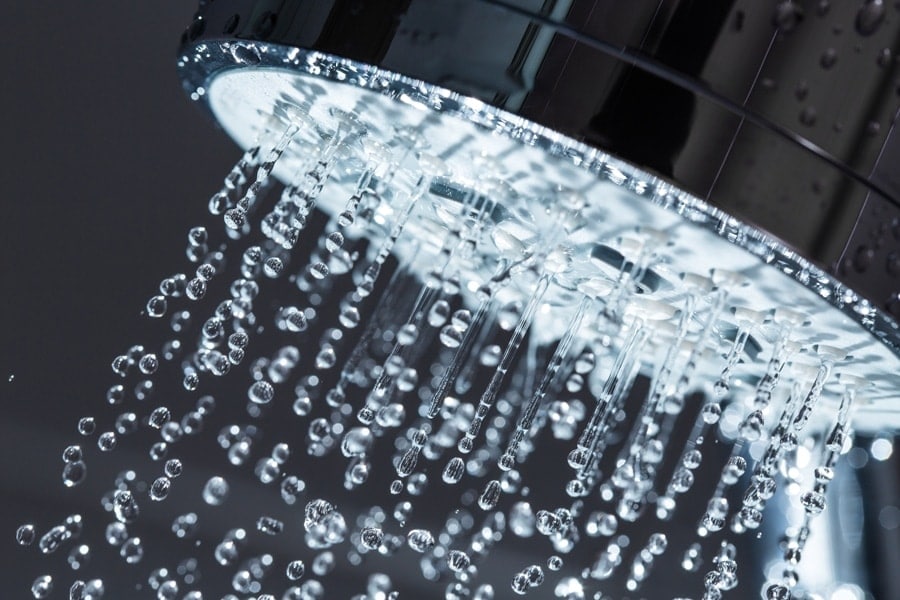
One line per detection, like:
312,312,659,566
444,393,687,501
773,1,804,32
856,0,885,36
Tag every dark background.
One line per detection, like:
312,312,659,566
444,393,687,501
0,1,234,595
1,3,898,599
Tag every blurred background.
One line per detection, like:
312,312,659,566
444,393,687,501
1,3,898,599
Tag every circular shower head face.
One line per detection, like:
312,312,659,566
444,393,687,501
186,42,900,433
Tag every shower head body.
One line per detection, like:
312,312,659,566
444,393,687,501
178,0,900,431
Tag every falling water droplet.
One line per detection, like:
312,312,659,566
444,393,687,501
119,537,144,564
264,257,284,278
31,575,53,599
286,559,306,581
442,457,465,484
478,479,502,510
256,515,285,535
202,476,230,506
360,527,384,550
800,491,826,514
248,380,275,404
146,295,168,318
77,417,95,436
16,524,36,546
62,461,87,488
97,432,117,452
407,529,435,553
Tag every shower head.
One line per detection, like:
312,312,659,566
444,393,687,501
177,0,900,429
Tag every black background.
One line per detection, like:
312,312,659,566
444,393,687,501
0,1,234,595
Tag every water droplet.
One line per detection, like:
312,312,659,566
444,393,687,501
361,526,384,550
722,456,746,484
478,479,502,510
773,1,804,32
119,537,144,564
16,524,36,546
62,461,87,488
146,295,167,318
304,499,336,530
202,476,230,506
856,0,885,36
68,544,91,570
647,533,668,554
77,417,95,436
257,515,284,535
524,565,544,587
313,551,335,576
62,445,82,463
684,449,703,469
511,571,530,594
105,522,127,546
671,468,695,493
149,407,171,429
479,344,502,367
31,575,53,599
702,403,721,424
339,305,360,328
248,380,275,404
38,525,71,554
286,307,309,332
445,549,470,573
97,432,117,452
765,583,792,599
185,277,207,301
286,559,306,580
325,231,344,252
188,226,207,246
854,245,875,272
195,263,216,281
565,372,585,393
150,477,171,501
406,529,435,552
451,310,472,331
171,513,198,539
820,48,837,69
428,300,451,327
439,325,463,348
442,457,465,484
799,106,817,126
397,323,419,346
739,410,765,441
341,427,373,457
800,490,826,514
113,490,140,524
264,256,284,278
